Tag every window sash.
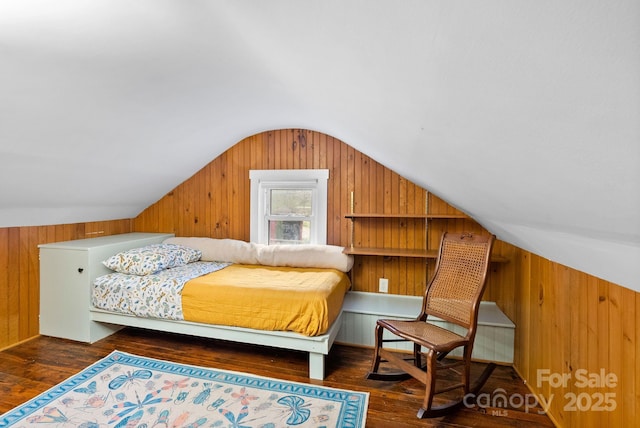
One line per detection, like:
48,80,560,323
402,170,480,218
250,169,328,245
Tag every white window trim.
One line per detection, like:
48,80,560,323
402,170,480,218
250,169,329,245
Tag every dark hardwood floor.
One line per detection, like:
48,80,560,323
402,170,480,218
0,328,554,427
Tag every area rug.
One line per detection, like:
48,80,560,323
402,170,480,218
0,350,368,427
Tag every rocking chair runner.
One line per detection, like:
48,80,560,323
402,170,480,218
367,232,497,418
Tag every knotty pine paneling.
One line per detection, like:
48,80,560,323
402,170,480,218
511,253,640,427
0,219,132,350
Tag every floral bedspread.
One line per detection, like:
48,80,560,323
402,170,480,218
91,261,230,320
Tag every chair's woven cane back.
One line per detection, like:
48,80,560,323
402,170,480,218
423,233,494,331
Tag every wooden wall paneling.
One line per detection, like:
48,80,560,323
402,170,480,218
209,154,222,238
509,255,640,427
171,177,183,235
620,285,637,425
228,143,238,238
290,130,299,169
18,227,35,339
156,192,169,233
528,255,545,395
551,264,569,425
284,130,293,169
192,159,202,237
332,135,343,245
308,129,316,168
185,171,196,237
302,130,312,168
341,142,353,245
232,142,246,240
397,178,408,296
202,163,212,238
243,135,254,238
172,179,183,236
0,228,8,348
8,228,20,345
381,168,393,292
338,139,347,245
218,150,231,238
596,280,610,427
305,129,314,169
374,162,384,292
514,251,531,385
197,162,209,237
607,283,623,428
229,144,240,239
174,179,186,236
26,227,40,338
266,130,276,169
301,130,310,168
541,256,554,414
353,152,363,241
359,153,371,248
567,268,584,427
247,134,260,170
636,293,640,426
239,140,250,238
584,275,603,427
574,270,592,428
151,191,169,234
485,240,518,315
134,194,150,232
315,131,325,170
358,157,371,293
273,130,282,169
286,130,295,168
17,228,29,339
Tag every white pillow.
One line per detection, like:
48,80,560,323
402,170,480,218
163,237,260,264
257,244,354,272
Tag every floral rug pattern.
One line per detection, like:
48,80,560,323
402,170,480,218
0,351,368,428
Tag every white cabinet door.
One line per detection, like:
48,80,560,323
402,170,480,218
39,233,174,342
40,247,93,341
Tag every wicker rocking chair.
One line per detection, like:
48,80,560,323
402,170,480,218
367,232,497,418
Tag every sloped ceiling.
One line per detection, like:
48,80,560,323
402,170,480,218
1,0,639,291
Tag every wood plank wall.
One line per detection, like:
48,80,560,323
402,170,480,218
512,253,640,427
0,220,131,349
0,128,637,426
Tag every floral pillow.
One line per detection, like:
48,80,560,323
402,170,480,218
103,244,201,275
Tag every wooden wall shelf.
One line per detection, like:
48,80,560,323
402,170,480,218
344,213,469,219
426,213,469,219
343,211,508,263
344,213,427,219
343,247,429,258
343,246,509,263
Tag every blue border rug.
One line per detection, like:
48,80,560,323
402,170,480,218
0,350,368,427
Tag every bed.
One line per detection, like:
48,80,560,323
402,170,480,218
88,236,353,380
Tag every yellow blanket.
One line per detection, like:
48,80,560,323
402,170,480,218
181,264,351,336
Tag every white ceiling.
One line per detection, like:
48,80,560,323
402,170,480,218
1,0,639,291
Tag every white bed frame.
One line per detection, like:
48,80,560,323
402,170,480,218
39,233,343,380
90,308,343,380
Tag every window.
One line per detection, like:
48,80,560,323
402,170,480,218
250,169,329,245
